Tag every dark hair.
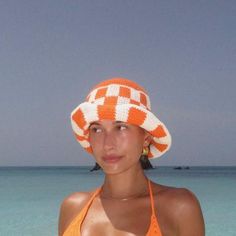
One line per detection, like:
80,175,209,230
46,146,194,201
90,155,154,171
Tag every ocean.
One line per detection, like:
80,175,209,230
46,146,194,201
0,166,235,236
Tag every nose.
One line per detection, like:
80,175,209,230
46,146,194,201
103,131,115,152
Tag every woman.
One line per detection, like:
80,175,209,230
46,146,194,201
58,78,205,236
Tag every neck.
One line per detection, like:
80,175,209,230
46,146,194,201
100,165,149,200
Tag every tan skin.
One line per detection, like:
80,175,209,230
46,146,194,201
58,120,205,236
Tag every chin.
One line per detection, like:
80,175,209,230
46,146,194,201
100,164,123,175
101,162,140,176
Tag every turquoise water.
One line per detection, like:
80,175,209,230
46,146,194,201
0,166,235,236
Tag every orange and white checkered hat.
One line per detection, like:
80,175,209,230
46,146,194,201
70,77,171,159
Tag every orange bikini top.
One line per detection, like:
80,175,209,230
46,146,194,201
63,179,163,236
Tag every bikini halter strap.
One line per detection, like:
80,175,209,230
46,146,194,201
148,178,156,217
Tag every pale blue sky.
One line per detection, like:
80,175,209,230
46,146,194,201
0,1,235,166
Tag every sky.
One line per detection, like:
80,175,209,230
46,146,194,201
0,0,235,167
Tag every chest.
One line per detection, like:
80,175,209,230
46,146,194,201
79,196,177,236
81,198,152,236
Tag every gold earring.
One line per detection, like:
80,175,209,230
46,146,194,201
142,147,149,156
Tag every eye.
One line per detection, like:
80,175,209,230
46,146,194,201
117,124,128,130
89,126,102,133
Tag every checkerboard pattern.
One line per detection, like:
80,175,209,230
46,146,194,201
71,78,171,159
86,82,151,111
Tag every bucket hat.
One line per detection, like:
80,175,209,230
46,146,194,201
71,77,171,159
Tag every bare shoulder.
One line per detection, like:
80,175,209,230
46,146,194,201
58,190,94,236
152,182,205,236
155,183,200,205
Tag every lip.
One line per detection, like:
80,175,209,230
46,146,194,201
102,155,123,163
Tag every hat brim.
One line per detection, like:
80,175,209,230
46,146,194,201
71,102,171,159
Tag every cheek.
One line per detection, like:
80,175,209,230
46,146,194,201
117,132,144,153
88,135,102,153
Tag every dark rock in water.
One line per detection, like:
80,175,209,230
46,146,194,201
174,166,190,170
174,166,182,170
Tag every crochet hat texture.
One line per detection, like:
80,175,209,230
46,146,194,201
71,78,171,159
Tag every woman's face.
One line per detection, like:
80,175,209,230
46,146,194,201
88,120,152,174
